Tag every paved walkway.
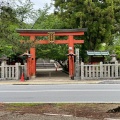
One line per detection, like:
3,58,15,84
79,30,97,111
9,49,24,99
0,71,101,85
0,71,120,85
0,79,100,85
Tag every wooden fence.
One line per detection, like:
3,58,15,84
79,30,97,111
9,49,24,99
0,63,27,80
77,61,120,80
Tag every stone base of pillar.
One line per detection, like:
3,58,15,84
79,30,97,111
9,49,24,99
74,77,81,80
31,75,36,79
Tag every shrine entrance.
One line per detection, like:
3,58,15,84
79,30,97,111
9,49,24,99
17,29,87,79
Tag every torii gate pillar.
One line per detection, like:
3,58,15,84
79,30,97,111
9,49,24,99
30,36,36,78
68,35,74,79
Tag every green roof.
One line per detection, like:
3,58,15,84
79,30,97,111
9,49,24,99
87,51,109,56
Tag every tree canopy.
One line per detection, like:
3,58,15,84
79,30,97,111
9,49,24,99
0,0,36,58
54,0,120,49
0,0,120,62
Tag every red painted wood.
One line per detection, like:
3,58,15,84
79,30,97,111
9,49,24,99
36,40,68,44
29,36,36,78
68,35,74,78
30,47,35,77
36,40,49,44
18,30,86,79
36,40,84,44
73,40,84,44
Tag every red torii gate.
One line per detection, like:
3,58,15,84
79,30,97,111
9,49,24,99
17,29,87,79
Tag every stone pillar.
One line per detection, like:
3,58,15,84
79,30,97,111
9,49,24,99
74,48,80,80
15,63,19,80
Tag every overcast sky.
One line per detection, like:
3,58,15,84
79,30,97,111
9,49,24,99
30,0,54,12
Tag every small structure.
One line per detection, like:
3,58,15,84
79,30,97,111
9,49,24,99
87,51,109,64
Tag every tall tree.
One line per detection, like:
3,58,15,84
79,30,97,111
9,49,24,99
0,1,19,57
32,5,68,62
54,0,119,50
0,0,36,58
15,0,36,24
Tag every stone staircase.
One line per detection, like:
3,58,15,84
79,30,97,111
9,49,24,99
36,63,57,71
36,59,62,77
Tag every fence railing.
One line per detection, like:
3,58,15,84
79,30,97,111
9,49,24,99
0,63,27,80
76,61,120,80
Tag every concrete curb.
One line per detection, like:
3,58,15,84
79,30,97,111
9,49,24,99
0,80,101,85
1,79,120,85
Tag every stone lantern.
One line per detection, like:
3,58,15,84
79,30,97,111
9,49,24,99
110,52,117,63
0,55,8,65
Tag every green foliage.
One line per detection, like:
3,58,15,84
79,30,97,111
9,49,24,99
1,0,119,63
32,4,65,29
55,0,116,48
115,46,120,59
0,3,19,57
106,33,120,60
0,0,36,58
36,44,68,61
53,0,120,62
16,0,37,23
32,5,68,62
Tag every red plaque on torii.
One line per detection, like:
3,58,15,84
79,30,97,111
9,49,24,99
17,29,87,79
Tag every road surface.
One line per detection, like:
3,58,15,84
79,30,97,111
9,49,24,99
0,84,120,103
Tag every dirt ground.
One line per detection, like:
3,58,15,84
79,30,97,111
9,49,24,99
0,103,120,120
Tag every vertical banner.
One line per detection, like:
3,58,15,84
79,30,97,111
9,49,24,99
75,48,80,80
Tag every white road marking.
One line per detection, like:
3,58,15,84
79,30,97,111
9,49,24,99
0,89,120,92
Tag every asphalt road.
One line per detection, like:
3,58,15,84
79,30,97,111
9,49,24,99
0,84,120,103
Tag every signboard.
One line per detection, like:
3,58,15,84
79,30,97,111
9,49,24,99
48,32,55,43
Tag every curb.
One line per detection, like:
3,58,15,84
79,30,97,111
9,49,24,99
0,81,101,85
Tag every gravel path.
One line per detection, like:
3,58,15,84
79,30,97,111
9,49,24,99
0,111,97,120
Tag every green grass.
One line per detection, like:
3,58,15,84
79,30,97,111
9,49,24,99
8,103,42,107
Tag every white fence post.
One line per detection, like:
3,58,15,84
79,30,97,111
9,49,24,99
100,62,103,78
115,61,118,78
81,62,84,80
